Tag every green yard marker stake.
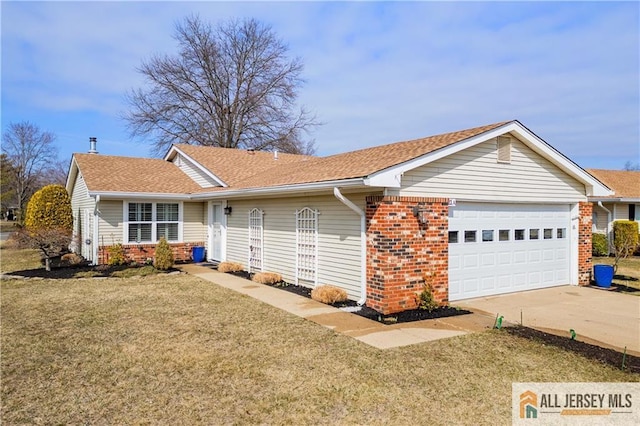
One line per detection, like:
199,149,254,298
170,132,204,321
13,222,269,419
520,310,523,326
622,347,627,371
569,329,576,340
494,315,503,329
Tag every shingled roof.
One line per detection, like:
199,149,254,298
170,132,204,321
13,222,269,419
587,169,640,199
73,154,202,194
71,120,512,195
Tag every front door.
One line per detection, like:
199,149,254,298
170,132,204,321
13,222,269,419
208,203,223,261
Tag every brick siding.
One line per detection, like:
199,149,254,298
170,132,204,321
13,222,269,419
97,242,205,265
366,196,449,315
578,202,593,285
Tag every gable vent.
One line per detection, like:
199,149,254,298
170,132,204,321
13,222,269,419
497,136,512,163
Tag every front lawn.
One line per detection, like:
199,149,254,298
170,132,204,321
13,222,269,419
2,250,637,424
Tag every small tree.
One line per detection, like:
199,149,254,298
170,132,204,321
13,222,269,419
613,220,639,273
153,237,174,270
18,184,73,271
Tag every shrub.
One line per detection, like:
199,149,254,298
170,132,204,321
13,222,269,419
107,243,128,266
252,271,282,285
218,261,244,273
417,283,439,312
311,285,348,305
153,237,174,270
613,220,639,272
61,253,84,266
20,184,73,271
592,233,609,257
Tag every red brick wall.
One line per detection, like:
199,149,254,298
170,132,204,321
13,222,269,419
97,242,205,265
366,196,449,315
578,202,593,285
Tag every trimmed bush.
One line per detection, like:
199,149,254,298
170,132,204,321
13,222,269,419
613,220,639,272
311,285,348,305
592,233,609,257
154,237,174,270
252,272,282,285
107,243,128,266
218,261,244,273
24,184,73,232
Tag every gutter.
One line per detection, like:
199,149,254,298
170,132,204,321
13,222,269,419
333,187,367,306
92,195,101,265
597,201,613,254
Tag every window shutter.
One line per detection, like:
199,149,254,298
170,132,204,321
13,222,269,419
497,136,511,163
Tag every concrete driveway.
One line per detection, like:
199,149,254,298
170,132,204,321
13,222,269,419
455,285,640,355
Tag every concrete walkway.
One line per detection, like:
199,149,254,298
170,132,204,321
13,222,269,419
178,264,495,350
456,286,640,356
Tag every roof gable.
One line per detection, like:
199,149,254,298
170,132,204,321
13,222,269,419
587,169,640,199
71,154,202,195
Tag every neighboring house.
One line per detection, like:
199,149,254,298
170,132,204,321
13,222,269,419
588,169,640,251
66,120,611,314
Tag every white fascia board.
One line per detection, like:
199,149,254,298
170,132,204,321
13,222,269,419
88,191,192,201
65,156,79,194
365,121,613,197
190,178,366,200
619,198,640,203
165,145,228,188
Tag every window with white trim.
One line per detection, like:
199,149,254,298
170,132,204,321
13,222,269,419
248,208,263,272
126,202,181,243
296,207,318,285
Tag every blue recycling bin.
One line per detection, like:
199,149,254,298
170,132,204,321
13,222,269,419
192,246,206,263
593,264,614,288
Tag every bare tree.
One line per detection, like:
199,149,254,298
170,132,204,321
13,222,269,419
1,122,58,220
125,16,318,156
623,161,640,171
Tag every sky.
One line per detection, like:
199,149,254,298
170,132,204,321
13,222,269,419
1,1,639,171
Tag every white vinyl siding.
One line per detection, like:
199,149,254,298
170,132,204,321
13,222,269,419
69,172,96,260
172,153,220,188
97,200,124,246
225,194,365,300
399,135,586,202
592,202,613,234
183,202,206,242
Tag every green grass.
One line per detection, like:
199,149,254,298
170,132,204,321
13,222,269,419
2,271,637,424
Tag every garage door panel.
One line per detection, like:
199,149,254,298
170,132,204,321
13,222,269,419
449,203,571,301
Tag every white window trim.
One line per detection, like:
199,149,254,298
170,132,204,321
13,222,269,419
248,208,264,273
295,207,319,286
123,201,183,244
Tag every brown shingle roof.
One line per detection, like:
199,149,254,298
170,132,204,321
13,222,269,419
74,120,511,194
233,121,510,189
174,144,312,187
74,154,202,194
587,169,640,199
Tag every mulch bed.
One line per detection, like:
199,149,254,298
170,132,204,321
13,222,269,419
226,270,471,324
3,263,180,279
506,325,640,374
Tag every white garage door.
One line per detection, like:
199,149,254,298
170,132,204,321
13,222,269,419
448,203,571,301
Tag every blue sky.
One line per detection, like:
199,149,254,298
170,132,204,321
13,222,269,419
2,1,639,170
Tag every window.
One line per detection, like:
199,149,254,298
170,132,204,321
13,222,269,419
448,231,459,243
296,208,318,285
482,230,494,242
499,229,510,241
557,228,566,239
128,203,152,242
464,230,477,243
515,229,525,241
249,208,264,272
157,203,179,241
126,202,181,243
529,229,539,240
543,228,553,239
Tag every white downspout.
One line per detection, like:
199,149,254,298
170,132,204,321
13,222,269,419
333,187,367,305
93,195,101,265
597,201,613,254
